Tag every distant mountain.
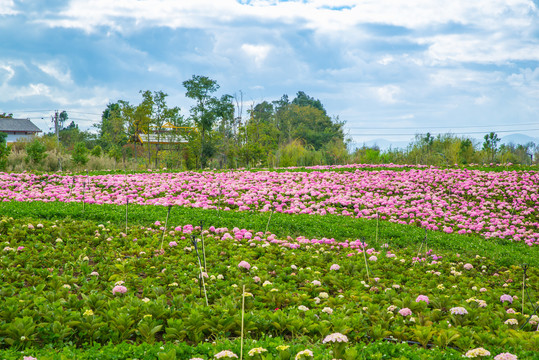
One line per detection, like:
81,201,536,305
500,133,539,146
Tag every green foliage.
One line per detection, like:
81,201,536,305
72,142,89,165
108,145,122,162
0,132,10,170
91,145,103,157
25,139,47,164
483,132,501,162
0,214,537,359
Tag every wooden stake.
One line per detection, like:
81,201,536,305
240,284,246,360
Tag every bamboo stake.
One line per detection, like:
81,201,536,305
265,206,274,234
375,211,379,244
160,205,172,250
191,235,209,306
240,284,246,360
217,183,222,217
200,221,207,272
362,241,370,282
125,169,128,234
125,198,129,235
522,267,526,314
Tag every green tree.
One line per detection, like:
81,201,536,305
72,142,89,166
183,75,221,168
91,145,102,157
137,90,183,168
291,91,326,114
482,132,500,162
458,138,475,164
96,103,128,154
25,139,47,165
278,104,344,150
59,111,69,130
0,132,10,170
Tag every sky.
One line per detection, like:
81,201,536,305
1,0,539,147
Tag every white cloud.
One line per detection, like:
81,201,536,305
375,85,401,103
474,95,490,105
0,64,15,82
378,56,394,65
0,0,17,15
35,61,73,84
241,44,272,67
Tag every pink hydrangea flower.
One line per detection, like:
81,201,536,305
168,241,178,247
500,294,513,304
450,307,468,315
463,263,473,270
330,264,340,271
398,308,412,316
494,353,518,360
112,285,127,295
238,261,251,270
415,295,429,304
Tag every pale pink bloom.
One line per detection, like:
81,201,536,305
415,295,429,304
450,307,468,315
399,308,412,316
330,264,340,271
112,285,127,295
494,353,518,360
238,261,251,270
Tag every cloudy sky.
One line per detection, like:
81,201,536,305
1,0,539,146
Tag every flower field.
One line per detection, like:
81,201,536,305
1,166,539,359
1,215,538,359
1,167,538,246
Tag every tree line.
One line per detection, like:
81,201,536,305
0,75,538,171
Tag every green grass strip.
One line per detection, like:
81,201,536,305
1,200,537,267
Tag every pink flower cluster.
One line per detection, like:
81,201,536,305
238,261,251,270
415,295,429,304
2,167,538,245
398,308,412,316
112,285,127,295
500,294,513,304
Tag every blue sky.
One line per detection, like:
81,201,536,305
1,0,539,146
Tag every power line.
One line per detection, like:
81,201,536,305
345,122,538,130
348,128,539,136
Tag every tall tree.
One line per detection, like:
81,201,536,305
183,75,220,168
482,132,500,162
96,103,127,154
292,91,326,115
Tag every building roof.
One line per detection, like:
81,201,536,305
0,118,42,133
138,133,189,144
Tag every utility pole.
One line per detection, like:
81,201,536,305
52,110,62,171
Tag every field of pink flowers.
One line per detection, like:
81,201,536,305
1,167,538,246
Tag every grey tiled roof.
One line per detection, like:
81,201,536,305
0,118,42,132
